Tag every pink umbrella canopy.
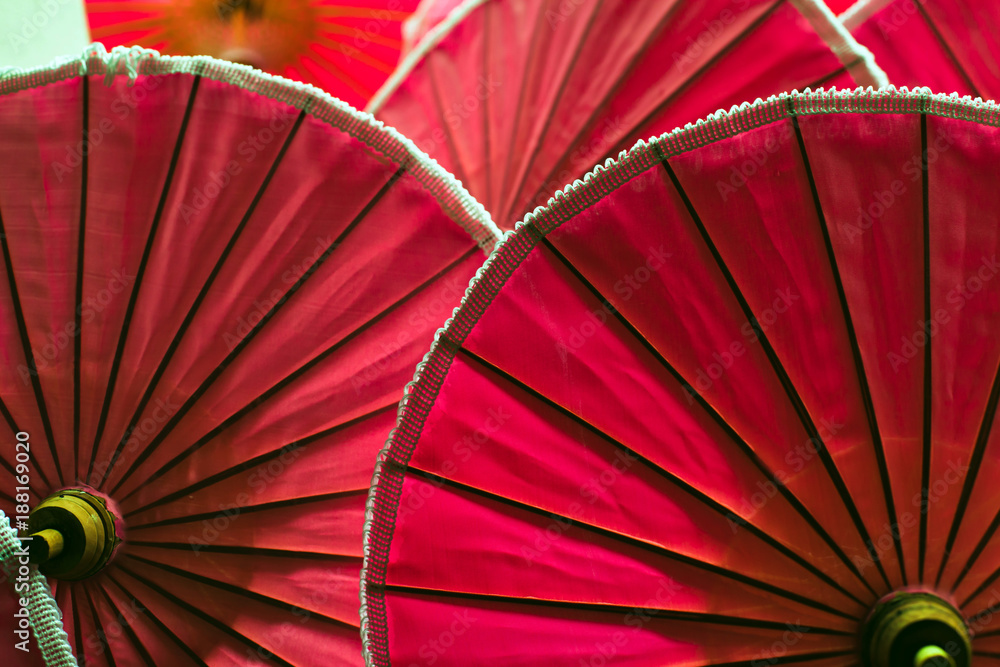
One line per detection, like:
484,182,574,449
0,45,497,666
367,0,887,230
85,0,421,109
843,0,1000,99
361,87,1000,665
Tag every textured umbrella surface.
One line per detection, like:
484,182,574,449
367,0,887,230
0,45,497,666
85,0,420,109
843,0,1000,100
361,87,1000,665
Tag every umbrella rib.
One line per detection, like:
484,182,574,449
705,651,856,667
103,573,210,667
123,402,398,517
0,213,64,485
382,582,853,635
802,58,860,90
75,76,89,479
424,56,473,198
459,343,867,610
482,0,492,212
118,244,477,510
402,466,860,622
127,488,365,531
91,583,158,666
657,146,893,592
107,162,409,496
538,236,878,600
912,3,982,99
126,541,355,561
523,0,783,219
958,555,1000,610
70,582,86,667
791,114,906,586
89,75,203,488
80,582,125,667
919,113,933,583
124,553,359,631
498,0,604,221
95,108,306,492
0,403,44,490
114,562,297,667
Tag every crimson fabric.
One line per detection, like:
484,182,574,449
86,0,420,108
369,0,882,230
0,54,494,665
827,0,855,13
363,89,1000,664
845,0,1000,100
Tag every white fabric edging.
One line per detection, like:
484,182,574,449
0,511,77,667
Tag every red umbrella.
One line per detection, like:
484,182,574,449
0,44,497,666
361,87,1000,665
366,0,887,229
843,0,1000,99
85,0,421,109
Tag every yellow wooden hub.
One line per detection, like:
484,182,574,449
21,489,122,581
863,592,971,667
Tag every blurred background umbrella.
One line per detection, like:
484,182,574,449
0,45,497,666
85,0,420,109
362,87,1000,665
366,0,887,230
842,0,1000,100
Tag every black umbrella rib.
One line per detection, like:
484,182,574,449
0,399,44,489
525,0,784,214
0,195,62,487
658,148,892,592
126,541,354,562
500,0,603,218
125,553,358,632
107,162,408,497
95,108,307,491
707,651,855,667
791,114,906,586
383,582,852,635
127,488,364,531
802,59,859,92
70,583,86,667
114,561,296,667
123,402,397,517
403,466,859,622
920,113,934,583
104,573,210,667
88,75,202,484
913,3,982,99
953,505,1000,600
80,583,122,667
118,243,477,509
539,235,877,600
90,583,158,666
75,75,90,476
459,345,866,610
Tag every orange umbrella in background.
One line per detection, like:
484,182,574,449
85,0,420,108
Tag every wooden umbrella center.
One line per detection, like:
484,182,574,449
862,592,970,667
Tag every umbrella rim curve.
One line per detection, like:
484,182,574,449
358,84,1000,667
0,43,503,253
364,0,889,114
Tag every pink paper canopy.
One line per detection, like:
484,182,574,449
362,88,1000,665
0,46,496,666
85,0,421,109
367,0,886,230
844,0,1000,100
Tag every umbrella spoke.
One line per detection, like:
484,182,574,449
657,149,893,592
401,467,861,622
459,344,869,610
91,582,159,666
312,6,411,22
114,561,296,667
312,35,395,74
95,109,307,492
89,75,203,488
538,235,878,600
298,53,373,100
125,541,355,562
316,22,401,50
913,3,982,99
920,114,934,583
791,114,907,586
107,163,408,496
88,17,163,42
74,77,90,481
